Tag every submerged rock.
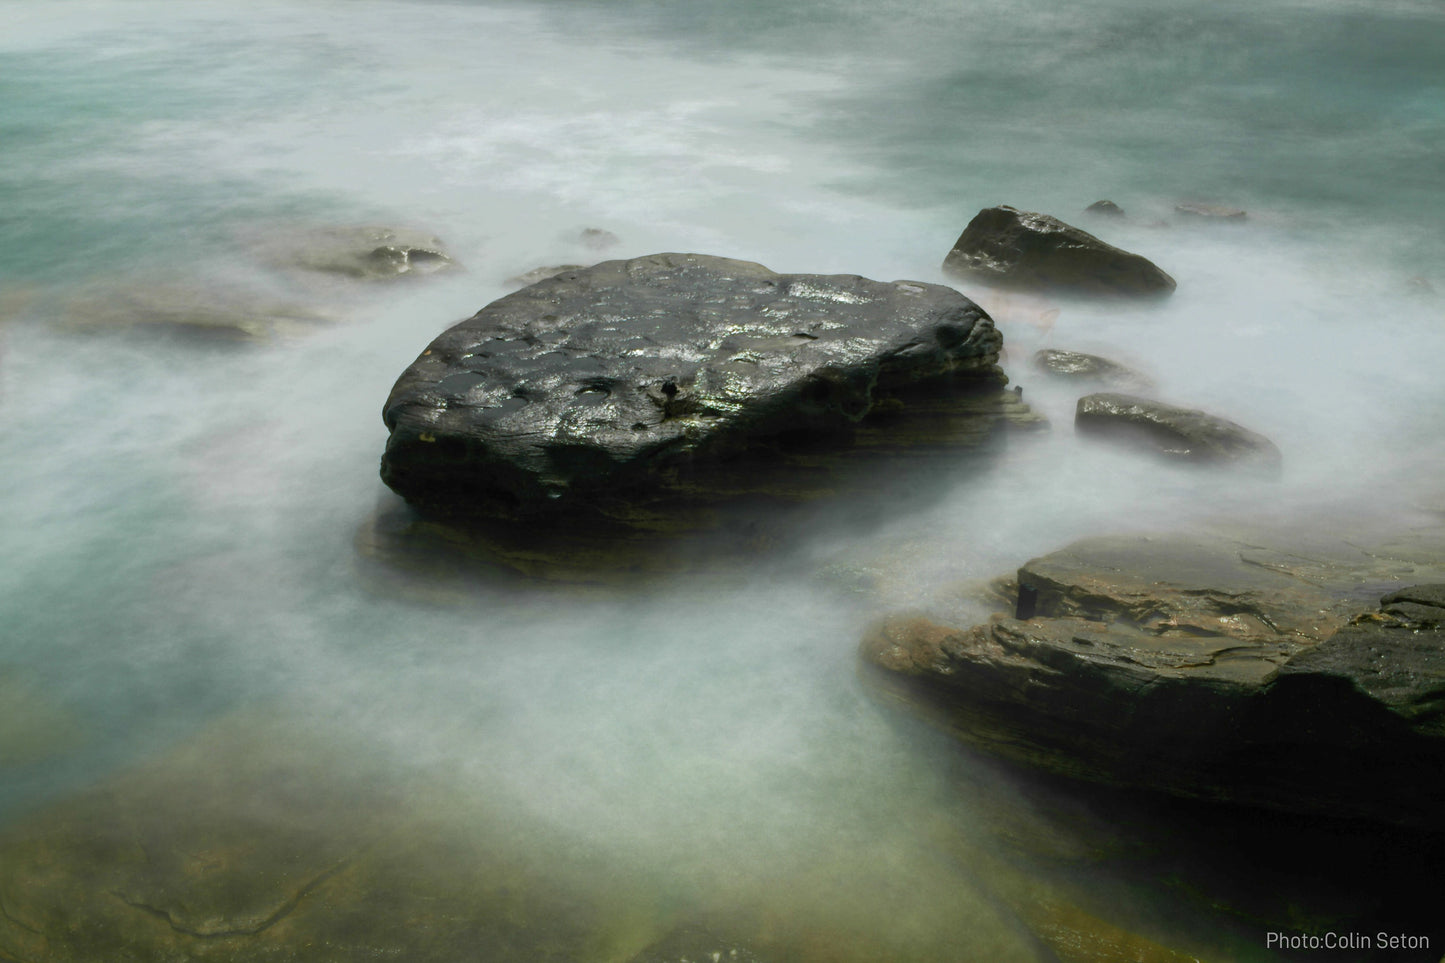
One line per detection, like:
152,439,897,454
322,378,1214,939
272,225,457,280
861,531,1445,829
56,281,335,343
578,227,621,250
1032,349,1154,391
1074,392,1280,470
381,253,1019,528
0,714,642,963
1174,202,1247,221
941,206,1175,299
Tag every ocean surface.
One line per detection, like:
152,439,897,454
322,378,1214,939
2,1,1444,959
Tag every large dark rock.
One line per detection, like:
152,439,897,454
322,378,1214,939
861,531,1445,829
1075,392,1281,470
381,253,1016,526
941,206,1175,298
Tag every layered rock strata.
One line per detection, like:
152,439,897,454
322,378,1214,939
861,532,1445,829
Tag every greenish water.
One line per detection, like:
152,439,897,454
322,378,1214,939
2,1,1444,959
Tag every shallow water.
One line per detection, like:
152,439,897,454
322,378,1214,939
2,1,1444,959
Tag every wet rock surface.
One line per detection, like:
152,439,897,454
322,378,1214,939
1075,392,1281,470
381,253,1021,529
861,530,1445,829
1032,349,1153,391
941,206,1175,299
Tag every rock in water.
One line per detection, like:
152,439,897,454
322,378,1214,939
1083,199,1125,218
380,253,1012,525
942,206,1175,298
1174,202,1247,221
1032,349,1154,391
1075,392,1280,470
860,531,1445,830
275,225,457,279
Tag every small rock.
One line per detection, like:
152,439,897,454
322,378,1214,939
942,206,1175,299
1032,349,1154,392
579,227,621,250
1074,392,1280,470
1083,200,1125,217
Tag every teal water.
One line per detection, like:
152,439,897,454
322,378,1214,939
2,1,1444,959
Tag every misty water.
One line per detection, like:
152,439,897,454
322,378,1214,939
2,1,1444,959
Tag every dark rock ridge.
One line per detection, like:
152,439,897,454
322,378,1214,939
942,206,1175,299
1075,392,1280,470
381,253,1018,527
1032,349,1154,392
861,532,1445,829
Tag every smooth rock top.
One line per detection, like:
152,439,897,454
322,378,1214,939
381,253,1003,519
942,206,1175,298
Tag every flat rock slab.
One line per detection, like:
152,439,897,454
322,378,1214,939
1075,392,1281,470
861,531,1445,828
381,253,1012,524
942,206,1175,299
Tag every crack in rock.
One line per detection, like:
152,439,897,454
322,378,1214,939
0,899,40,938
115,858,350,939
